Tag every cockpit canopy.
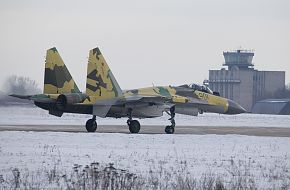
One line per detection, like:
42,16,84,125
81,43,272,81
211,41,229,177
179,83,213,94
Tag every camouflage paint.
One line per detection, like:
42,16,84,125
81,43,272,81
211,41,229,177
85,47,122,103
44,47,80,94
124,85,229,112
12,46,245,119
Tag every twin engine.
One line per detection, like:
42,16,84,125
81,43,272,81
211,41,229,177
56,93,88,110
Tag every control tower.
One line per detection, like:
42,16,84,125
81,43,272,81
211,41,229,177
209,48,285,112
223,49,254,70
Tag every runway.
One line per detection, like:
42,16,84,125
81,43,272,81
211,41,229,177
0,125,290,137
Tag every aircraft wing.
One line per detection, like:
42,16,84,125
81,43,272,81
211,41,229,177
124,95,171,104
91,95,172,118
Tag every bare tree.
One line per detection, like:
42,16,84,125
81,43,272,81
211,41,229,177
3,75,41,95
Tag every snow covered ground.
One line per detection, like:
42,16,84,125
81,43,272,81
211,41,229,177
0,131,290,189
1,105,290,188
0,105,290,127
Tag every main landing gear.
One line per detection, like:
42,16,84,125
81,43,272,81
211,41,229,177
165,106,176,134
126,107,176,134
127,108,140,133
84,107,176,134
86,115,97,132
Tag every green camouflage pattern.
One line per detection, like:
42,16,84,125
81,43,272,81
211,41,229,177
11,47,246,120
44,47,80,94
84,47,122,103
81,47,245,115
124,85,230,112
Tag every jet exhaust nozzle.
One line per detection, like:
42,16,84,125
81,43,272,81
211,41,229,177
56,93,88,110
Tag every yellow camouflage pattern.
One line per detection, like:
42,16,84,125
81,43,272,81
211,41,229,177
10,46,246,134
124,86,229,112
84,48,122,103
44,47,80,94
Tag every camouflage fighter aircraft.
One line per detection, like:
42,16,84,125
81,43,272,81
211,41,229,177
11,47,246,134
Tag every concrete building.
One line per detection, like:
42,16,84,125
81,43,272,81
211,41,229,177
208,49,285,112
252,99,290,115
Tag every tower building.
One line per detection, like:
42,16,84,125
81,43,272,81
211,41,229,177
209,49,285,111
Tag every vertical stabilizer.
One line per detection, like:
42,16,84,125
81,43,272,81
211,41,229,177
44,47,80,94
86,47,122,99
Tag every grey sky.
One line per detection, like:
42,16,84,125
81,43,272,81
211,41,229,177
0,0,289,91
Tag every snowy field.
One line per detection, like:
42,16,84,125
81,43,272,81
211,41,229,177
0,131,290,189
1,105,290,127
1,105,290,189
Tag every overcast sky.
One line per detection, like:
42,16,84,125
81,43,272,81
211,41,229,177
0,0,289,91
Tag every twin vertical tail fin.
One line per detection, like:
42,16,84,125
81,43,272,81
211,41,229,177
86,47,122,100
44,47,80,94
44,47,121,99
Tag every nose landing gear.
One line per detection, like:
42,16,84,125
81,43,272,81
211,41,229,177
165,106,176,134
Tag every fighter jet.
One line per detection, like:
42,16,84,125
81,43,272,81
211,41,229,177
10,47,246,134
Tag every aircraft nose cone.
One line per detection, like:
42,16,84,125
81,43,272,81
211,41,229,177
226,100,247,114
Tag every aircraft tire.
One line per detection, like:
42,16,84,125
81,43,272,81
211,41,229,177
86,119,97,132
128,120,140,133
165,126,175,134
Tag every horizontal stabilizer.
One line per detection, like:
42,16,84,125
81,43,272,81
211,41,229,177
10,94,56,103
9,94,32,100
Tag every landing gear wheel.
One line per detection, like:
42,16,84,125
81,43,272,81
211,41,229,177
164,106,176,134
128,120,140,133
165,126,175,134
86,119,97,132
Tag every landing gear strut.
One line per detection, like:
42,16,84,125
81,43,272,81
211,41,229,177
86,115,97,132
165,106,175,134
127,108,140,133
